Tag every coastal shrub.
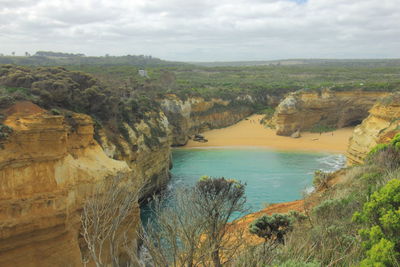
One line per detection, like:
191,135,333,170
309,124,336,133
368,137,400,170
288,210,308,222
50,108,61,115
0,95,15,108
312,170,330,189
353,179,400,266
249,213,293,243
0,124,13,141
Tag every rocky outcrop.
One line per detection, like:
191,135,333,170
0,102,131,267
160,95,254,145
347,93,400,165
271,90,389,136
97,111,172,200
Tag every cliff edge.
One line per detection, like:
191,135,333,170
0,102,131,267
347,93,400,165
271,90,388,136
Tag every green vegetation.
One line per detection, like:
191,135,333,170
309,124,337,133
2,56,400,102
0,65,171,156
249,213,293,243
0,124,13,141
239,134,400,266
353,179,400,266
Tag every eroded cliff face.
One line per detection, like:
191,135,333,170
97,111,172,200
0,102,131,267
271,90,389,136
160,95,254,145
347,93,400,165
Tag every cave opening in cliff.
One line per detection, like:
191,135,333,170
347,119,363,127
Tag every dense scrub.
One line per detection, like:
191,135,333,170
0,64,168,155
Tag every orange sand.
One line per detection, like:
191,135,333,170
186,114,353,153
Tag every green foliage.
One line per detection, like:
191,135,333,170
50,108,61,115
353,179,400,266
360,238,397,267
0,124,13,141
0,65,170,157
309,124,336,133
312,170,330,189
368,144,389,157
249,213,293,243
367,135,400,170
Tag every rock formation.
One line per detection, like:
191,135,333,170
0,94,256,266
347,93,400,165
271,90,389,136
96,111,172,200
0,102,132,267
160,94,254,145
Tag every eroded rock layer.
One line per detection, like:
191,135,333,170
160,95,254,145
0,102,131,267
347,93,400,165
271,90,388,136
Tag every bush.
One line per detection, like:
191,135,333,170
353,179,400,266
0,124,13,141
312,170,330,189
368,139,400,171
309,124,336,133
249,213,293,243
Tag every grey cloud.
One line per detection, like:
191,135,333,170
0,0,399,60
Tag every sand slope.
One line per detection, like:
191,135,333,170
186,114,353,153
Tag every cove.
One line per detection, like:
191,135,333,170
143,147,345,217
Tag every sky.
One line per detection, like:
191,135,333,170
0,0,399,62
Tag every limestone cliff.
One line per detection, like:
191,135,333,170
96,111,172,200
160,95,254,145
0,102,131,267
271,90,388,136
347,93,400,165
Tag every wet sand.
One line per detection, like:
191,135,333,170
186,114,353,153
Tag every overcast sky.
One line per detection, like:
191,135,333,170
0,0,399,61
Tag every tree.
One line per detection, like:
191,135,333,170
193,177,247,267
140,177,247,267
140,187,208,267
249,213,293,244
80,173,143,267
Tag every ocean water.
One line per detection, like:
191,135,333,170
169,147,344,212
142,147,346,219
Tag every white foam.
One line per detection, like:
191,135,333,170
316,154,346,172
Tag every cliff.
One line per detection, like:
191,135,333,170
96,111,172,200
160,95,254,145
271,90,388,136
347,93,400,165
0,102,132,267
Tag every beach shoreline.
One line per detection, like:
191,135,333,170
185,114,354,154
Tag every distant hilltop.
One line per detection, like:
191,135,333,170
34,51,86,57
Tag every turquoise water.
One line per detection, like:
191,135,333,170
141,147,345,221
168,147,345,212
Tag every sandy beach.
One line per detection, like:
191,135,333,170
186,114,354,153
